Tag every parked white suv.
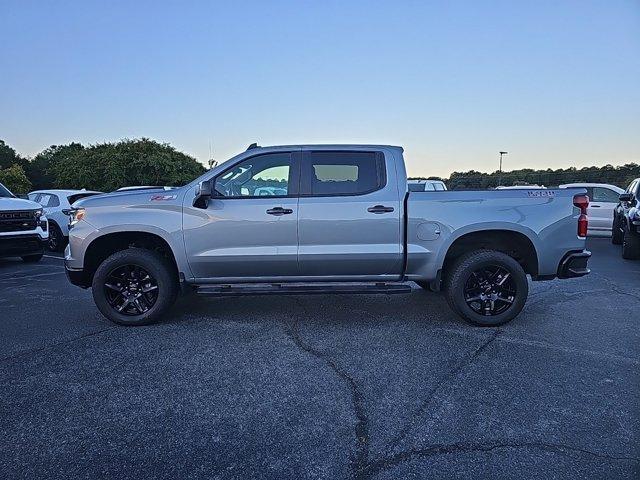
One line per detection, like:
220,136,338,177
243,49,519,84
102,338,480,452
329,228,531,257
559,183,624,236
408,179,447,191
1,182,49,262
28,189,102,251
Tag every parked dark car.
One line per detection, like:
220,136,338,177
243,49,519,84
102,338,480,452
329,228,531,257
612,177,640,259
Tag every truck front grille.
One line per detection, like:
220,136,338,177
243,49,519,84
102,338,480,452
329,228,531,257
0,210,39,233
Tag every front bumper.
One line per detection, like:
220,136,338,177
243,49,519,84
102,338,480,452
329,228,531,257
557,250,591,279
0,234,47,258
65,264,91,288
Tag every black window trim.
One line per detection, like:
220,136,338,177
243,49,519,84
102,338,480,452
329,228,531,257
212,151,301,200
299,150,387,198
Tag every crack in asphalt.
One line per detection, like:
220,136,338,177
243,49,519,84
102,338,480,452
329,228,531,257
0,326,117,364
283,306,370,477
380,329,501,454
281,316,638,480
592,272,639,301
360,440,640,478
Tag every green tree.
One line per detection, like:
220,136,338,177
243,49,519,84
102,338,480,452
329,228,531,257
0,140,28,171
50,138,206,191
25,143,85,190
0,164,32,195
446,163,640,190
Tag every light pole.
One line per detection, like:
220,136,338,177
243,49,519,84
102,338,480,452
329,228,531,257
498,151,508,187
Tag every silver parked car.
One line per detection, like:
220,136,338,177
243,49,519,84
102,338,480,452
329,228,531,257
65,144,591,327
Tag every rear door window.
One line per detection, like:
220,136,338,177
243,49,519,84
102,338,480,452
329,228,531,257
301,151,385,196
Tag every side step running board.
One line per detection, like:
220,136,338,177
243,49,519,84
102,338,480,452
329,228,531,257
195,282,413,297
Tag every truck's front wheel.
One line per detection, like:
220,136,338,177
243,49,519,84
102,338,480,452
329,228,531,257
444,250,528,327
92,249,179,326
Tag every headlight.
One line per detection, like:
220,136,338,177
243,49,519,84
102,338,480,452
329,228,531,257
69,208,86,227
34,208,43,219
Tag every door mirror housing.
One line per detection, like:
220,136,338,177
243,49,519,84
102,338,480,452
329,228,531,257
619,192,634,203
193,180,213,209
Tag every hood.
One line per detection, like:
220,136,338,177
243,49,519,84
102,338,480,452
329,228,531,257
74,187,183,208
0,197,43,211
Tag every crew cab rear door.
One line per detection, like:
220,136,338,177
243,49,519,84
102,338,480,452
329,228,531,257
297,149,402,278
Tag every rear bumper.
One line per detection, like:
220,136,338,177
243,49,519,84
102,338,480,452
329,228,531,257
557,250,591,279
0,234,47,258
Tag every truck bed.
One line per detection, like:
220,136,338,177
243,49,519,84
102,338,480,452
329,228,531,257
404,188,586,280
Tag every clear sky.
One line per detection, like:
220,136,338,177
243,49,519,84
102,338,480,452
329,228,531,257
1,0,638,177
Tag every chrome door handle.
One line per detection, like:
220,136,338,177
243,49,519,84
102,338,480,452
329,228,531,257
367,205,394,214
266,207,293,216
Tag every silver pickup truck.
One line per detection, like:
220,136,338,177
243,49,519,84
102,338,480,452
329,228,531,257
65,144,591,327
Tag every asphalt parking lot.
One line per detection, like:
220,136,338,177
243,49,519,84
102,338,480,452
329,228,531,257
1,238,638,479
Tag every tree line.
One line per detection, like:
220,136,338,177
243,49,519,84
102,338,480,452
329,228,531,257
412,163,640,190
0,138,206,194
1,137,638,194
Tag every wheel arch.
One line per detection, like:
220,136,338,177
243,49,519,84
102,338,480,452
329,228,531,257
441,228,540,279
82,230,180,286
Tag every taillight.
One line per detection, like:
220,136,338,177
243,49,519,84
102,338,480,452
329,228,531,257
573,194,589,238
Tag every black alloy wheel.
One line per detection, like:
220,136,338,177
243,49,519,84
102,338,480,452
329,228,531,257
444,249,528,326
48,224,63,251
103,264,159,315
463,265,516,316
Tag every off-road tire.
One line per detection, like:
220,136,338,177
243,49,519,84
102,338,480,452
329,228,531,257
444,249,528,327
92,248,179,326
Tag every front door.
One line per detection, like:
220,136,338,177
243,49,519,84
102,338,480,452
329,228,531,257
183,151,300,280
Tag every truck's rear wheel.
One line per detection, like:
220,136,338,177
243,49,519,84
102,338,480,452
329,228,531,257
92,249,178,326
444,250,528,327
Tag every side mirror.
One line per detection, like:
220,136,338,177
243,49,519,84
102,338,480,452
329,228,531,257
619,193,634,203
193,180,213,209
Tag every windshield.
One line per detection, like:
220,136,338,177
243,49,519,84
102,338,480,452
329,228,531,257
0,182,15,198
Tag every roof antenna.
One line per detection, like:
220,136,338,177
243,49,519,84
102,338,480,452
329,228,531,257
247,142,259,150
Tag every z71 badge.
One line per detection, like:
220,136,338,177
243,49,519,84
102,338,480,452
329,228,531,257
150,194,177,201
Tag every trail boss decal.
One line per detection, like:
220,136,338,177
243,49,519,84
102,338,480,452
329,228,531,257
527,190,556,197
